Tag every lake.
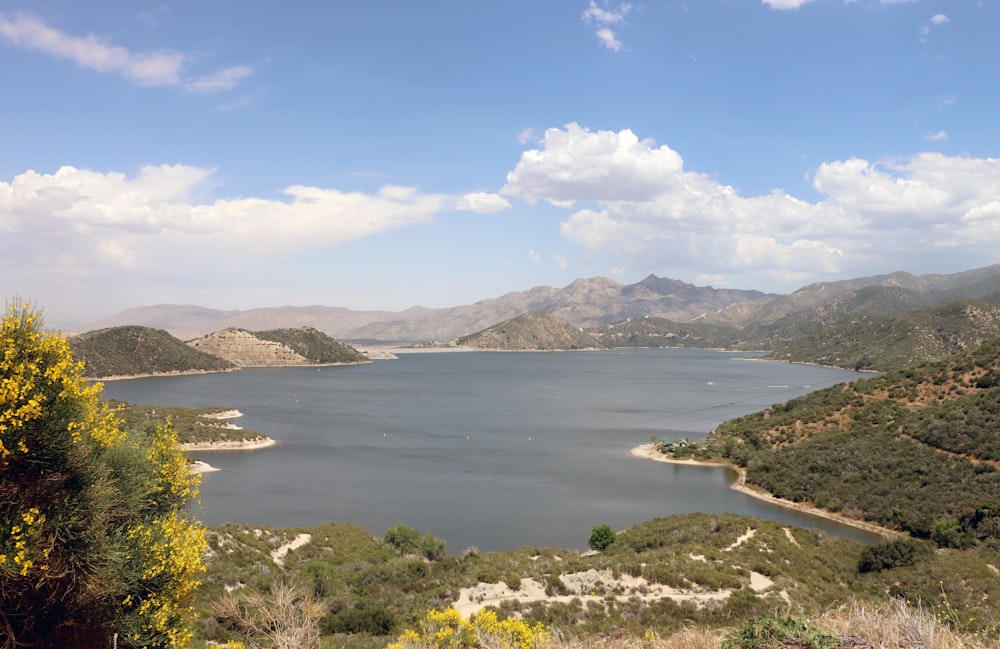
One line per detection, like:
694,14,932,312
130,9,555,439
100,348,874,552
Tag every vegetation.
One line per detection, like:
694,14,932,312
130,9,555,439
587,524,616,551
765,300,1000,371
0,302,205,648
111,401,267,445
253,326,369,364
695,338,1000,547
69,324,235,378
587,316,740,350
457,313,602,350
190,512,1000,648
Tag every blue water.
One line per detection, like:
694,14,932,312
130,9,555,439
100,349,875,552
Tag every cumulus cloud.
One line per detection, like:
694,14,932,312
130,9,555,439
0,165,450,279
501,124,1000,287
581,1,631,51
921,13,949,40
454,192,511,214
924,130,948,142
0,11,251,90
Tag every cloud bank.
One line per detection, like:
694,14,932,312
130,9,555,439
502,124,1000,287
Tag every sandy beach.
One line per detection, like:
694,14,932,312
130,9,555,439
630,443,896,538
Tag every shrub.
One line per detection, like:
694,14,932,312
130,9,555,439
857,536,933,573
0,301,205,648
723,615,840,649
588,524,617,551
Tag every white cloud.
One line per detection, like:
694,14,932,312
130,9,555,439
454,192,511,214
0,165,451,281
581,1,631,51
186,65,255,94
528,249,541,263
921,13,949,39
501,124,1000,288
924,130,948,142
595,29,623,52
0,11,251,91
762,0,815,9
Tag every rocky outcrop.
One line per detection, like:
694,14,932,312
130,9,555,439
187,328,312,368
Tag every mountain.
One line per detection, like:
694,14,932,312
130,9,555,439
455,313,603,350
80,275,773,343
766,300,1000,370
69,325,236,378
186,327,369,368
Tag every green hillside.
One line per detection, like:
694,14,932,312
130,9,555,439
671,338,1000,546
69,325,235,378
765,300,1000,370
587,315,740,349
253,326,369,363
457,312,602,350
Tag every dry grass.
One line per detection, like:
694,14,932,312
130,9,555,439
538,600,995,649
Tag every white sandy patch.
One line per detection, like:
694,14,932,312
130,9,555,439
725,527,756,551
187,460,220,474
202,409,244,420
271,533,311,567
749,571,774,592
453,568,764,617
181,437,275,451
784,528,801,547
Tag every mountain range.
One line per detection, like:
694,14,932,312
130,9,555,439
77,264,1000,348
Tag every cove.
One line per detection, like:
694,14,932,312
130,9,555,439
100,348,877,552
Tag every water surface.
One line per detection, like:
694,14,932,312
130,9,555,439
101,349,873,552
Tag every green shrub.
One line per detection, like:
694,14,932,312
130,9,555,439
588,524,616,551
723,615,840,649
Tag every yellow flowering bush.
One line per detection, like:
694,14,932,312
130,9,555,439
388,607,550,649
0,301,206,648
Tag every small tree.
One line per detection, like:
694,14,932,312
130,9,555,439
588,524,616,551
0,301,205,648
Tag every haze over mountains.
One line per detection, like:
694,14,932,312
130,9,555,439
79,264,1000,346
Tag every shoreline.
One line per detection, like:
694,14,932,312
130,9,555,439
630,443,897,539
181,436,276,452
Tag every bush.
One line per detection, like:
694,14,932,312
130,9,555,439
588,524,617,551
384,524,421,554
723,615,840,649
857,536,934,573
0,302,205,648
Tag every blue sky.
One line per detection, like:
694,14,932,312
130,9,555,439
2,0,998,323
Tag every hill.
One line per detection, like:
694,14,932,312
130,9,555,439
765,300,1000,370
455,312,603,350
79,275,773,342
587,315,741,349
252,326,369,364
186,327,369,367
666,338,1000,546
69,325,235,378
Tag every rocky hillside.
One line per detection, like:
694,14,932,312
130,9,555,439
69,325,235,378
186,327,369,367
456,313,602,350
766,300,1000,370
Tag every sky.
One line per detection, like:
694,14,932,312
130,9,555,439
2,0,999,324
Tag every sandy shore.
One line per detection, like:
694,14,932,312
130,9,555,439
181,436,276,452
630,443,896,538
188,460,221,474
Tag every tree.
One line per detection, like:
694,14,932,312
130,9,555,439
588,524,616,551
0,302,206,648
